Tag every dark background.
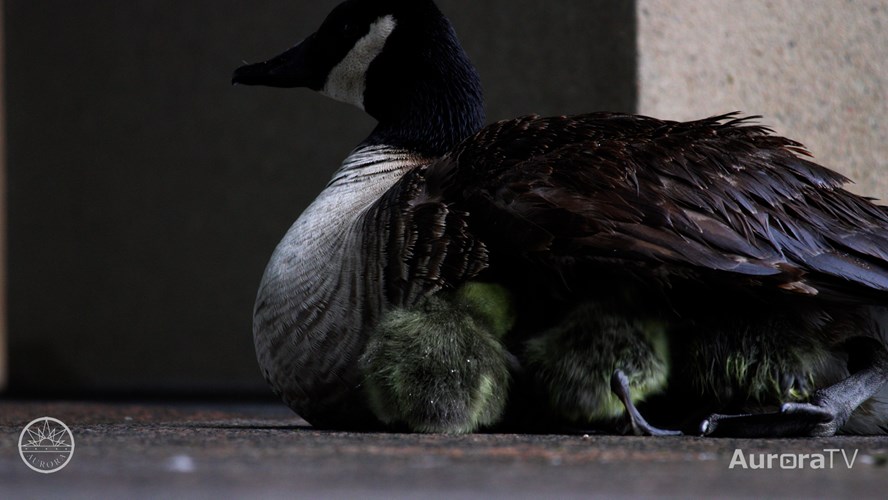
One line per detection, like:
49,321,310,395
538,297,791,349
4,0,636,395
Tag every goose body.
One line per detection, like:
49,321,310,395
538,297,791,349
235,0,888,435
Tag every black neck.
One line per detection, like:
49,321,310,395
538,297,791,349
362,12,484,157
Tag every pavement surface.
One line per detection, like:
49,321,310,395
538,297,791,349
1,400,886,498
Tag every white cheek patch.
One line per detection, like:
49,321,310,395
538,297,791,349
321,15,397,109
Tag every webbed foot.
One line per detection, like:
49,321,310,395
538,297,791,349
701,404,833,437
701,337,888,437
611,370,682,436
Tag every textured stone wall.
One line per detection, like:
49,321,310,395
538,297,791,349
638,0,888,200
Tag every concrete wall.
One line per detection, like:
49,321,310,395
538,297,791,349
638,0,888,200
3,0,634,395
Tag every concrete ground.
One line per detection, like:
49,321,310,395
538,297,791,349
1,401,886,499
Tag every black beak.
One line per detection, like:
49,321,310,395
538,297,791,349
232,34,321,89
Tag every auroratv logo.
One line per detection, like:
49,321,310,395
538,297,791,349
729,448,859,470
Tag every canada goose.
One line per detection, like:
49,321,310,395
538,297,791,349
233,0,888,436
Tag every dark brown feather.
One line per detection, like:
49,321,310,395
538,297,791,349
424,112,888,301
368,166,489,307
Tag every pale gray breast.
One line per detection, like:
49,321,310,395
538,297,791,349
252,145,424,422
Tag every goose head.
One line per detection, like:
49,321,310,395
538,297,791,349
233,0,484,156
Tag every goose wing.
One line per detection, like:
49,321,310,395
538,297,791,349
426,112,888,300
363,165,489,308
